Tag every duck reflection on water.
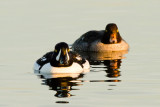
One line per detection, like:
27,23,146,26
104,59,121,78
74,50,128,82
34,50,128,100
43,76,84,98
34,70,85,98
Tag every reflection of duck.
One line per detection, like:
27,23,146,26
34,42,90,74
72,23,129,52
43,77,83,98
74,51,124,78
35,72,84,98
88,59,121,78
34,68,85,99
104,59,121,78
75,51,128,61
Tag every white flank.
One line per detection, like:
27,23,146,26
83,60,90,73
83,60,90,70
33,62,41,71
40,62,84,74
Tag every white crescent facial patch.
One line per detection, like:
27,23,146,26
56,49,61,61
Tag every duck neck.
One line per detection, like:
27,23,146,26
101,32,111,44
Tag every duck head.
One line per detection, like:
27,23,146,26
53,42,71,66
101,23,122,44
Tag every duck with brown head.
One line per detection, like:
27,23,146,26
101,23,122,44
72,23,129,52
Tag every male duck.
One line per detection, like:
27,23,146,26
72,23,129,52
34,42,90,74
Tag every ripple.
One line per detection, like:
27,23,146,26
56,101,69,104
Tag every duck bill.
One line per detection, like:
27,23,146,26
109,33,117,44
56,48,70,65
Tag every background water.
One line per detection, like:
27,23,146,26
0,0,160,107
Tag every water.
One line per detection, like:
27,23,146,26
0,0,160,107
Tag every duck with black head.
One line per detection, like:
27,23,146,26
34,42,90,74
72,23,129,52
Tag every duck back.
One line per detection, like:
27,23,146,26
72,30,104,51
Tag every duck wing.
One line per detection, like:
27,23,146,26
79,30,104,43
36,52,54,67
69,51,86,67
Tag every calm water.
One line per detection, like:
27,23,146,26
0,0,160,107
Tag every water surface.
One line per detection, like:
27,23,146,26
0,0,160,107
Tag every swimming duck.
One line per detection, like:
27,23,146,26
72,23,129,52
34,42,90,74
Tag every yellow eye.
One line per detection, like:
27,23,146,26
105,30,107,32
68,49,70,52
117,29,119,32
54,49,57,52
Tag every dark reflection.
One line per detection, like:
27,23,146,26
104,59,121,78
75,51,127,77
56,101,69,104
89,79,121,82
42,75,83,98
74,50,128,90
76,51,128,61
34,50,128,102
34,70,84,103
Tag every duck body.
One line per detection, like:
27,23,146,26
72,24,129,52
34,42,90,74
34,61,87,74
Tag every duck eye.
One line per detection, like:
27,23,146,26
105,30,107,32
117,29,119,32
54,49,57,52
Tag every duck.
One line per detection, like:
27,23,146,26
72,23,129,52
34,42,90,74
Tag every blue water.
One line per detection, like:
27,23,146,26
0,0,160,107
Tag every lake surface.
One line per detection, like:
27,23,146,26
0,0,160,107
